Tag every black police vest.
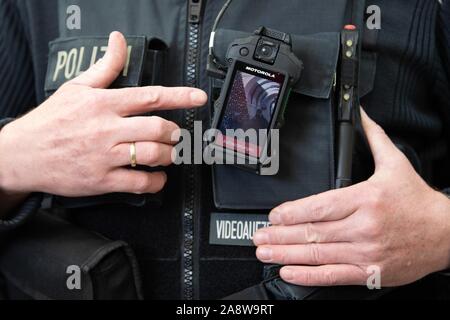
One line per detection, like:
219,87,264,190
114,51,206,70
23,0,443,299
47,0,376,210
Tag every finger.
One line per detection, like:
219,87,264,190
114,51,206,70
253,220,352,246
360,108,402,168
119,116,180,145
280,265,368,287
69,31,128,89
105,169,167,194
256,243,358,266
269,184,363,226
105,86,208,116
110,142,174,168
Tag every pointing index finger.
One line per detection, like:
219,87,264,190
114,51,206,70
105,86,208,116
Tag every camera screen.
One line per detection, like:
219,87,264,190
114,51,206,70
216,62,286,158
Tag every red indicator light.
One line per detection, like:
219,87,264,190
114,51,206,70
344,24,357,30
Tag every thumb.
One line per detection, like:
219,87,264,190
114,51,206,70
360,107,402,169
68,31,127,88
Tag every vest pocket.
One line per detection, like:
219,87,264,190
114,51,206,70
210,31,340,210
212,91,336,210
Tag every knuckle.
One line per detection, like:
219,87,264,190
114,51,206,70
279,209,295,225
134,175,151,194
108,145,122,160
148,86,163,105
367,242,386,262
364,216,383,240
274,249,288,265
149,117,166,139
86,170,108,191
168,120,180,133
323,270,338,286
302,271,315,286
84,174,97,189
91,125,112,143
86,90,105,108
308,244,322,265
310,205,325,221
366,186,386,211
96,122,119,142
91,131,104,144
97,172,114,191
361,205,385,240
146,143,162,165
306,197,328,221
67,140,85,158
304,223,320,243
270,229,285,245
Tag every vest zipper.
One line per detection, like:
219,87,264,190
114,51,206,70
182,0,203,300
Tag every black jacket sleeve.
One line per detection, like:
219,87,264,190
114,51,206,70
0,0,36,118
0,0,41,235
434,0,450,192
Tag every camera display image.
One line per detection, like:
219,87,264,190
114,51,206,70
217,67,284,157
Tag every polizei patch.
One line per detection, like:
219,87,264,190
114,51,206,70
209,213,270,246
45,36,147,95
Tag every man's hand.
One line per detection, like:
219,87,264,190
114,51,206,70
254,109,450,287
0,32,207,198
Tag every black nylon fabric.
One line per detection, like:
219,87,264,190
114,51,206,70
0,0,37,117
0,0,449,300
212,94,336,210
0,213,143,300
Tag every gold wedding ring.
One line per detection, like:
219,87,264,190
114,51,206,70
130,142,137,168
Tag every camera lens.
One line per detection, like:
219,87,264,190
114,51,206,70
260,45,273,57
255,39,279,64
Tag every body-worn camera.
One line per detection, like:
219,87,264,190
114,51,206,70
206,27,303,175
